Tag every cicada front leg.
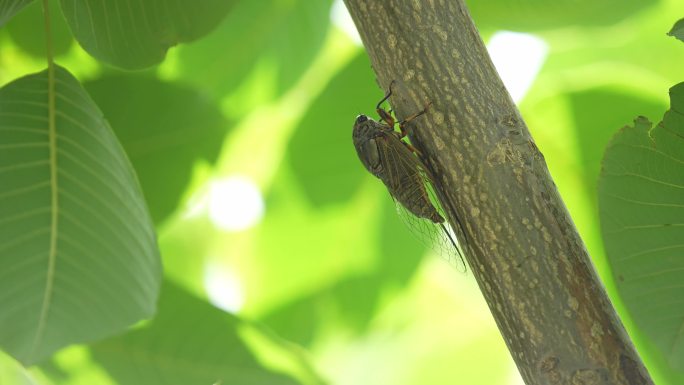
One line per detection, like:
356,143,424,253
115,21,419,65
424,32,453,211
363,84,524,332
376,80,396,128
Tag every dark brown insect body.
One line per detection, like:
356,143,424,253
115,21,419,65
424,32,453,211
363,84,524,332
353,115,443,223
352,83,465,267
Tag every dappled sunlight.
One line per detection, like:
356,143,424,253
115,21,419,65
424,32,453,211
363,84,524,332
208,176,265,232
487,31,548,103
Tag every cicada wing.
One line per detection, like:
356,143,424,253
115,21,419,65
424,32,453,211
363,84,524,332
376,133,466,271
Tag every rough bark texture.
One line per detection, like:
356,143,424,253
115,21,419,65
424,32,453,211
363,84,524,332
343,1,653,384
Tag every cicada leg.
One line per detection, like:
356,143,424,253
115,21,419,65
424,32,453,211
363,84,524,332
397,101,432,138
396,101,432,157
376,81,432,157
376,80,396,127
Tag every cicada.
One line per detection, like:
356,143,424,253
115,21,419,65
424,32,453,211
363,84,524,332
352,82,465,269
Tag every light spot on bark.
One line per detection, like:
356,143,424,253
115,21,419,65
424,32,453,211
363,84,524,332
388,33,397,48
591,322,604,338
403,69,415,81
432,24,448,41
433,110,445,124
434,135,445,150
522,217,532,230
568,296,579,311
470,207,480,217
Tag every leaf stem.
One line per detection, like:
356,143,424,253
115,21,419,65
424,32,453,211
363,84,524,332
42,0,54,68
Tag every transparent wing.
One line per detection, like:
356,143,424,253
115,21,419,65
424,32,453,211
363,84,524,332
376,132,466,271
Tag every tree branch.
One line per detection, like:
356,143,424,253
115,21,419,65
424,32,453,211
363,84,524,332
343,1,653,384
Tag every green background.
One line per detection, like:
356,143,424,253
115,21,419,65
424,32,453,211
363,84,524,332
1,0,683,384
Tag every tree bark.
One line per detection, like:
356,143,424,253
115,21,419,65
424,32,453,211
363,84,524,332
342,1,653,384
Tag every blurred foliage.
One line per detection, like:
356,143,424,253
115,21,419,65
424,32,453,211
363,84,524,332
669,18,684,41
5,0,72,57
87,281,302,385
174,0,332,101
468,0,657,30
84,74,228,224
288,53,373,207
1,0,684,384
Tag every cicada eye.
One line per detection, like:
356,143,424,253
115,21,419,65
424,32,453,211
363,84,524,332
355,115,369,124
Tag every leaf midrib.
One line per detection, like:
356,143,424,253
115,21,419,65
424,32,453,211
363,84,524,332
29,61,59,359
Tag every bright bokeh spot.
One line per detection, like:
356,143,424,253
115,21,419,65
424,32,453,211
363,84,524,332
487,31,548,102
330,0,362,46
208,176,265,231
204,263,245,313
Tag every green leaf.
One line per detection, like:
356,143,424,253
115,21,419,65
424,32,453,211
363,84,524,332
5,0,73,58
84,74,228,224
59,0,236,69
468,0,657,30
0,66,161,365
598,82,684,369
667,18,684,43
90,281,301,385
0,0,32,27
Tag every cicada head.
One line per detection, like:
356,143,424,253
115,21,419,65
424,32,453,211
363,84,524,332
352,115,386,177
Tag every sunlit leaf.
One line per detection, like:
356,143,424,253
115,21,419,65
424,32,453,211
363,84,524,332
5,0,72,58
59,0,236,69
668,18,684,43
0,0,32,27
598,82,684,369
468,0,657,30
84,74,228,224
0,66,161,364
90,281,301,385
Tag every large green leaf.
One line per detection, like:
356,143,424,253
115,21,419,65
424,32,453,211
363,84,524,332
0,66,161,365
598,82,684,369
59,0,235,69
89,281,302,385
0,0,32,27
84,74,228,224
468,0,657,30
